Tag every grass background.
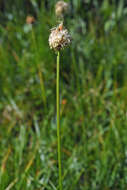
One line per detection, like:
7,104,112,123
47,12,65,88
0,0,127,189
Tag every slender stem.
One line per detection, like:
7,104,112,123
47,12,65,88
57,51,62,190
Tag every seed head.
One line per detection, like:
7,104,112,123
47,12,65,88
49,23,71,51
55,1,69,17
26,15,35,24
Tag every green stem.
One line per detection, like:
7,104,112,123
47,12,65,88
57,51,62,190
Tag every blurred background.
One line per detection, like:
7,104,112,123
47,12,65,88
0,0,127,189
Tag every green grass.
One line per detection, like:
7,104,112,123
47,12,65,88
1,1,127,189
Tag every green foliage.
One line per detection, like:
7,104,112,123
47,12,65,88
0,0,127,189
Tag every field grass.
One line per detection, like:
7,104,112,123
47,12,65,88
1,1,127,189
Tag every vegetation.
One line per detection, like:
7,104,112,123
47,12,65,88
0,0,127,189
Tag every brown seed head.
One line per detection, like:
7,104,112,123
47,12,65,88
49,23,71,51
26,16,35,24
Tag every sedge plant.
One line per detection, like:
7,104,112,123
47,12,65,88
49,22,71,190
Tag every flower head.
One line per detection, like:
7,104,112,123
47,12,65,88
55,1,69,17
49,23,71,51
